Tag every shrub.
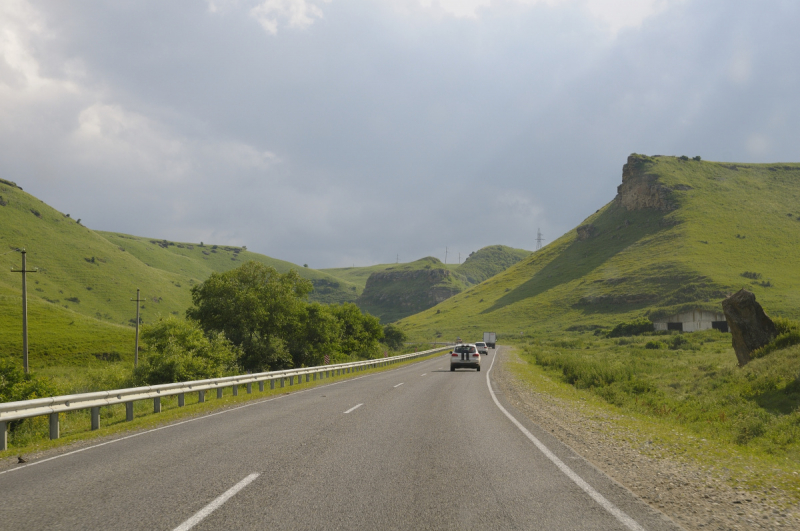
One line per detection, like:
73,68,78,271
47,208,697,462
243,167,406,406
0,359,60,434
133,317,240,385
741,271,762,280
751,318,800,359
668,334,690,350
606,318,653,338
645,340,665,349
383,324,408,350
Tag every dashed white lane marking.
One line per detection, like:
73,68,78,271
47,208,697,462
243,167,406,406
485,353,646,531
344,403,363,414
394,383,404,388
421,373,427,376
173,473,259,531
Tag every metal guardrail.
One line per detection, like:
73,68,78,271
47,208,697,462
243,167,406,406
0,347,450,451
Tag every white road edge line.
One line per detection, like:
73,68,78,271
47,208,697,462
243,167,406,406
485,352,646,531
394,383,404,388
344,403,363,414
172,473,259,531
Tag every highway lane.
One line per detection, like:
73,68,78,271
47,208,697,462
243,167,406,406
0,349,680,530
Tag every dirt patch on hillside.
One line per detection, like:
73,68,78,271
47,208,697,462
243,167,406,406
492,347,800,530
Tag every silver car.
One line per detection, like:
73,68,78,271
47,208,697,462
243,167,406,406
475,341,488,355
450,344,481,371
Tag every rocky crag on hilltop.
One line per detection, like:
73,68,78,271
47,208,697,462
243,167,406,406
616,154,681,212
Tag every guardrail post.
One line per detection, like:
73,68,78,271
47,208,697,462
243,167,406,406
280,378,285,388
1,421,7,451
247,382,252,394
258,381,264,392
313,372,316,381
270,379,275,390
233,385,238,396
91,406,100,430
154,397,161,413
49,413,59,440
126,402,134,421
178,393,185,407
306,374,310,383
199,390,205,403
289,376,294,386
217,388,223,399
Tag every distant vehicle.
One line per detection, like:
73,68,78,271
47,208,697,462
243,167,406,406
450,344,481,371
475,342,488,355
483,332,496,349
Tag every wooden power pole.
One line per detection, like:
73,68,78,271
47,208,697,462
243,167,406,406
11,249,37,373
131,289,145,368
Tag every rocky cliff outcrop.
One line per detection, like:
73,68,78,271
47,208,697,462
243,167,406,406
576,224,597,240
357,267,463,322
615,154,674,211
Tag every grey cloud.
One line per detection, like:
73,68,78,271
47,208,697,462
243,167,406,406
2,0,799,267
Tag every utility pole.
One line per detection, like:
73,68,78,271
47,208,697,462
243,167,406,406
11,249,37,373
536,228,545,251
458,252,461,264
445,247,448,265
131,289,145,368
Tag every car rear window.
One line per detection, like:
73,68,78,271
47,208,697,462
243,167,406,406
455,346,476,353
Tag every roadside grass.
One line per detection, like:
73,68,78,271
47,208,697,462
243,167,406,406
0,350,446,460
506,331,800,502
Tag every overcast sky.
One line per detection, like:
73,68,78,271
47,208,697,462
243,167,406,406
1,1,798,268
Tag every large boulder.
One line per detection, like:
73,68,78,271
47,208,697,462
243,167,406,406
722,289,777,366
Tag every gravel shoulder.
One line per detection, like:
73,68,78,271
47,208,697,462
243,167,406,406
492,346,800,531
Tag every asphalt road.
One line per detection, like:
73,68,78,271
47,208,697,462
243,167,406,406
0,348,681,530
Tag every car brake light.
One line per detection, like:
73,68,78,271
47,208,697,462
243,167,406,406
451,353,458,356
472,353,479,357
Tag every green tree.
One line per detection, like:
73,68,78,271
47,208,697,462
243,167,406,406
330,303,384,360
134,317,239,385
187,261,312,371
292,302,342,366
383,324,408,350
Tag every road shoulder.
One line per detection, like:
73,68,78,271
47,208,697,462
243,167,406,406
491,346,800,531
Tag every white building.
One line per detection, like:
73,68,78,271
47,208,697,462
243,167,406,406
652,309,728,333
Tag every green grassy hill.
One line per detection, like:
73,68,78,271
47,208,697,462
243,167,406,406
332,246,532,323
321,263,398,294
356,257,467,323
0,178,357,367
456,245,532,285
399,155,800,340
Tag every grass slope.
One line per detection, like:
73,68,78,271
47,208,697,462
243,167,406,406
399,156,800,340
0,179,357,367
